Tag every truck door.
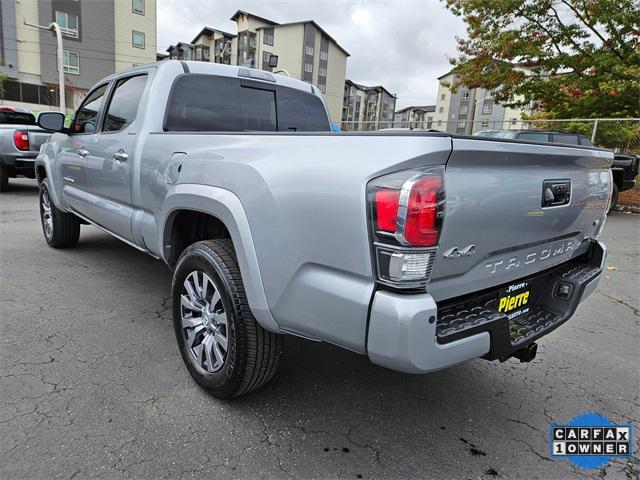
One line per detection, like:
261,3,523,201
85,74,148,242
56,84,108,214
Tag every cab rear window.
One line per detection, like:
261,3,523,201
164,74,330,132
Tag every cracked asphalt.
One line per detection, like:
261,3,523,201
1,178,638,480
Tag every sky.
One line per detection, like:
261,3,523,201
156,0,468,109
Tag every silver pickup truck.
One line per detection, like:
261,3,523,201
35,61,613,398
0,107,51,192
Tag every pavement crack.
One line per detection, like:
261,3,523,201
598,291,640,317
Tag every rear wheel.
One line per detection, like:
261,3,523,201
172,239,283,399
39,178,81,248
608,183,619,214
0,165,8,192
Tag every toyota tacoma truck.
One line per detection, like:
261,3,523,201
0,106,51,192
34,61,613,398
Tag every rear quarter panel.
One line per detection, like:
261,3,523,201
141,133,452,352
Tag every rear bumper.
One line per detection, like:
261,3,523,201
367,240,606,374
0,154,36,177
1,153,37,166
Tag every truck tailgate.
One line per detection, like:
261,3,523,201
27,129,51,153
427,138,612,302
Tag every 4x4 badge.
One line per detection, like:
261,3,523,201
443,245,476,259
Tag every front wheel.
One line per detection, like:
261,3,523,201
172,239,283,399
39,178,81,248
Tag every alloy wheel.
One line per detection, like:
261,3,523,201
41,189,54,240
180,270,229,373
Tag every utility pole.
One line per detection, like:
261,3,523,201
23,20,66,113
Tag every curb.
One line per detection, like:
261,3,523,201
614,205,640,214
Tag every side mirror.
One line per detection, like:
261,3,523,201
38,112,66,132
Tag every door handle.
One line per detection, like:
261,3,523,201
112,150,128,162
76,147,89,157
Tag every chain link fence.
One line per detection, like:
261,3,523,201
339,118,640,154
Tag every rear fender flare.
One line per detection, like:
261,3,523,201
160,184,279,333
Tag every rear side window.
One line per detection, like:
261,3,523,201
103,75,147,133
73,84,108,134
164,74,330,132
518,132,550,142
165,75,241,131
552,133,579,145
0,110,36,125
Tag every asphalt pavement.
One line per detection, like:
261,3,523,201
1,178,638,479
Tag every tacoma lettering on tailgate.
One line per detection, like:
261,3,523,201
485,240,574,275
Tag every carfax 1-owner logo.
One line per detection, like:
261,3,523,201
550,412,633,468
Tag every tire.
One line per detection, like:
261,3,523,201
608,183,619,214
172,239,283,399
39,178,81,248
0,165,8,192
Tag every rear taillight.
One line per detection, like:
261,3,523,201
370,168,444,247
375,189,400,232
368,166,445,289
403,175,442,246
13,130,29,151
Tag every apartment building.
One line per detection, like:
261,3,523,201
342,80,396,131
0,0,156,112
167,10,349,122
431,68,533,134
393,105,435,129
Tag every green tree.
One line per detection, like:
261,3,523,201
441,0,640,118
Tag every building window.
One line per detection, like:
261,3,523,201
132,0,144,15
457,120,466,129
319,67,327,77
320,50,328,61
440,93,445,100
480,120,489,128
214,38,231,64
263,28,274,46
193,45,210,62
0,80,59,106
132,31,145,49
304,62,313,73
305,45,314,56
482,99,493,114
55,11,79,38
318,84,326,94
63,50,79,75
459,105,468,115
426,116,433,129
511,118,518,125
461,91,469,101
262,51,273,72
437,120,442,126
438,106,444,113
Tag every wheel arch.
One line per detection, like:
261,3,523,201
160,184,279,333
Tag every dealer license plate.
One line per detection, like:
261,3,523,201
498,281,531,319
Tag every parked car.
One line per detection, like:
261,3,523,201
474,129,595,146
0,106,52,192
609,153,639,210
35,61,613,398
474,129,638,212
